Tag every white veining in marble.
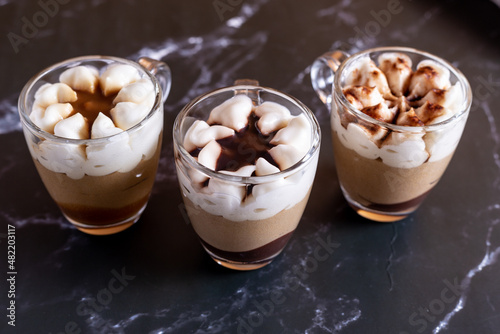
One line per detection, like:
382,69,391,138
136,29,268,112
1,211,70,229
72,222,358,334
385,223,398,292
433,214,500,333
306,299,362,333
317,0,356,26
481,101,500,188
132,0,270,114
389,6,442,43
0,94,21,134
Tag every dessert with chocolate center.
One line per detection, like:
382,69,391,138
175,90,320,270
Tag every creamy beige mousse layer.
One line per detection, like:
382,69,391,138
34,138,161,226
332,133,453,206
184,188,311,252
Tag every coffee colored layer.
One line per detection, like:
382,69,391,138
183,187,311,253
33,136,161,226
199,231,294,263
70,84,117,128
331,131,453,209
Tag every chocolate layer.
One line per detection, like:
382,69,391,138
365,189,432,213
199,231,294,263
58,194,149,226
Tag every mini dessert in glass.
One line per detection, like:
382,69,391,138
173,80,321,270
18,56,171,235
311,47,472,222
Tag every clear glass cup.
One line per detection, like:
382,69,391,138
18,55,171,235
173,80,321,270
311,47,472,222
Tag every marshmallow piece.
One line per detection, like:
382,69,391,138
343,123,382,159
425,118,466,162
30,103,73,133
346,57,393,98
420,83,462,121
255,157,280,176
54,113,89,139
99,64,141,96
415,101,448,125
254,101,292,135
396,108,424,127
408,60,451,99
38,141,86,179
206,165,256,206
221,165,256,177
252,170,292,202
188,139,222,184
271,114,312,156
269,144,304,170
377,52,413,97
361,103,397,123
383,127,424,146
252,176,290,200
91,112,123,139
207,94,253,131
34,83,51,100
85,131,141,175
331,97,386,160
113,79,155,106
380,135,429,168
188,161,209,185
343,86,384,109
183,120,235,152
129,110,163,161
198,140,221,171
59,66,99,93
33,83,77,108
344,92,364,110
110,101,150,130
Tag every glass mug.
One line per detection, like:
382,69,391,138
173,80,321,270
311,47,472,222
18,55,171,235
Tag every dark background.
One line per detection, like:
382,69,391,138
1,0,499,333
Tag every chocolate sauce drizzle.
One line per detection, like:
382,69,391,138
190,112,279,173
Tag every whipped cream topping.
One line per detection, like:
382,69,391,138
333,52,467,168
178,93,319,221
26,63,162,179
30,64,154,135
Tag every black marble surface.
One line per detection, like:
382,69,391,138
1,0,500,333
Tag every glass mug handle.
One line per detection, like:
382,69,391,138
138,57,172,104
310,50,349,112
